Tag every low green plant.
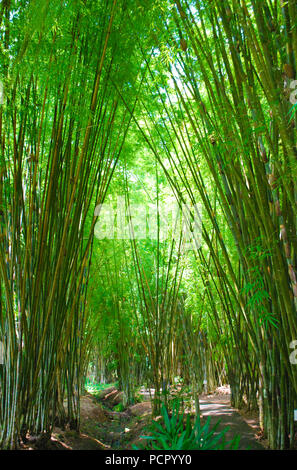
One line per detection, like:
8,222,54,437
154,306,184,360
113,403,125,412
85,379,117,397
133,400,240,450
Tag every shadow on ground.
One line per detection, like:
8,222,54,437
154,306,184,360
200,399,264,450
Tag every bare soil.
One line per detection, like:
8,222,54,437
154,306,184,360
20,387,267,450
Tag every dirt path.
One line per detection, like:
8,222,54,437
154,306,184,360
200,397,264,450
38,391,265,450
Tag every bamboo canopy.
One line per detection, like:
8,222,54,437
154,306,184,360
1,0,297,450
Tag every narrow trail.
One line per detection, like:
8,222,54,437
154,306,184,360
200,397,264,450
45,391,266,450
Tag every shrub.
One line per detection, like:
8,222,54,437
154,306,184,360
133,400,240,450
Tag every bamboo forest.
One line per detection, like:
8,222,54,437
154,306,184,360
1,0,297,455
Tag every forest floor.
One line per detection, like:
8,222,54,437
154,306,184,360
24,386,266,450
49,393,153,450
199,393,265,450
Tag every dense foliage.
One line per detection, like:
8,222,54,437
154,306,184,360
1,0,297,450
